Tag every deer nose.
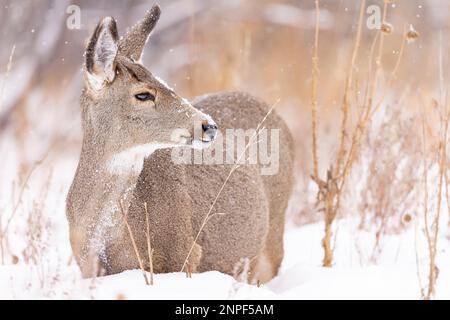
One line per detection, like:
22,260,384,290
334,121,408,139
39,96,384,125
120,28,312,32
201,120,218,142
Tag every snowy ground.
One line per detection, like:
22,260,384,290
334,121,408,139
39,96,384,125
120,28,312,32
1,198,449,299
1,221,449,299
1,134,450,299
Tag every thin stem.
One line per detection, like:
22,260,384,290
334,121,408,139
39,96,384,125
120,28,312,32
144,202,154,285
120,200,149,286
335,0,366,176
311,0,320,181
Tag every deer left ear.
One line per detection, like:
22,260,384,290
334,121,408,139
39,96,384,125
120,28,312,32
85,17,119,91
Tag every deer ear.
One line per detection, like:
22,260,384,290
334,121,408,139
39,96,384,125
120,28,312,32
118,5,161,62
85,17,119,91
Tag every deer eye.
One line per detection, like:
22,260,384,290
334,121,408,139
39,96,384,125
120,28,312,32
135,92,155,102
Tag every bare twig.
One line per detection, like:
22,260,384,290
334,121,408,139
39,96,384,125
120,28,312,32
120,200,150,285
420,101,432,299
370,24,408,117
0,45,16,113
335,0,365,176
0,147,55,264
423,33,447,299
144,202,154,285
310,0,320,181
312,0,368,267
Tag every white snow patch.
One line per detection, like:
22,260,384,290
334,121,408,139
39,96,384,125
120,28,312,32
1,218,450,299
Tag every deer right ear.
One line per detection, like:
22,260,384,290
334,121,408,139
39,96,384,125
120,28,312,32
85,17,119,91
118,5,161,62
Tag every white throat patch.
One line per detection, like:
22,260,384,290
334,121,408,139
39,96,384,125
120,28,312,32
107,143,177,175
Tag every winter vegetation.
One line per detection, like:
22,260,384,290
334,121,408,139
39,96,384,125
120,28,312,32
1,0,450,299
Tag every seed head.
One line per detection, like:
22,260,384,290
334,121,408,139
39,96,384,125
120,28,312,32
381,22,393,34
401,213,412,225
406,24,419,43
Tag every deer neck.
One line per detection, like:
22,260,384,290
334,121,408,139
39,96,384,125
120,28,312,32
73,138,148,217
68,138,151,268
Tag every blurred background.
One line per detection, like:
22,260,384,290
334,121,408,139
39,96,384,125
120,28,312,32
0,0,448,229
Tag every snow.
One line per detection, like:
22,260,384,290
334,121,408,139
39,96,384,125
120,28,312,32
1,196,449,299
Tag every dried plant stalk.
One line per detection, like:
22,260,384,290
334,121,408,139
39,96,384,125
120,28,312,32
423,36,448,299
144,202,154,285
310,0,412,267
311,0,366,267
120,200,150,286
0,45,16,112
310,0,320,181
335,0,365,176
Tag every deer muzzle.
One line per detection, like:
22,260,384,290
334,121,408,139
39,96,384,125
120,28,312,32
201,120,218,142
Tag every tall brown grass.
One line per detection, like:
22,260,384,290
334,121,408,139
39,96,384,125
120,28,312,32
420,33,448,299
308,0,448,299
308,0,433,268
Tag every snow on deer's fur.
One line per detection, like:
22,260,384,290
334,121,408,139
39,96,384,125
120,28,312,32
66,4,294,283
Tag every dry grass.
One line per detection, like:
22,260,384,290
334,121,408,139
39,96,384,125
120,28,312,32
310,0,369,267
120,200,150,286
421,34,449,299
0,45,16,264
357,102,423,262
308,0,426,268
310,0,320,181
0,0,449,299
144,202,154,285
0,45,15,113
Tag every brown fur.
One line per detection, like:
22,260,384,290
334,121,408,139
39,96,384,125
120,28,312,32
66,4,294,283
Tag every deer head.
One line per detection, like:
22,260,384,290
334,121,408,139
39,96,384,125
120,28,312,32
82,5,217,174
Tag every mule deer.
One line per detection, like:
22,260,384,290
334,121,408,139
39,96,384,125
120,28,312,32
66,4,294,283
